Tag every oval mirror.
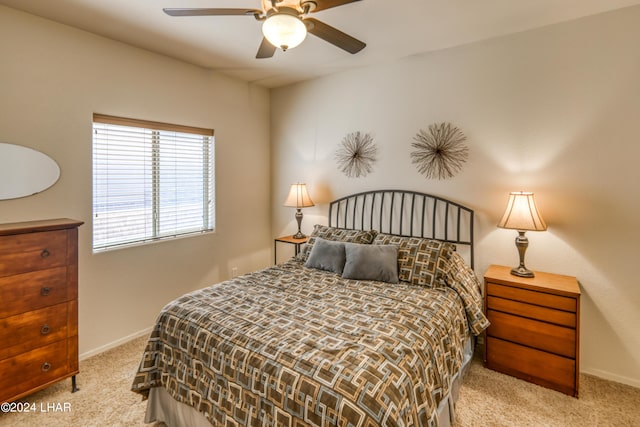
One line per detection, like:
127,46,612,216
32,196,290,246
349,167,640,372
0,143,61,200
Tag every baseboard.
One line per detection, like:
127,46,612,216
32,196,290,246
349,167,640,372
79,326,153,361
582,367,640,389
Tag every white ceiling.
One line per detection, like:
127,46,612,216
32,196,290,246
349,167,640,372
2,0,639,88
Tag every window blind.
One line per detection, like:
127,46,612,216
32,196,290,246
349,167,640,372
92,114,215,252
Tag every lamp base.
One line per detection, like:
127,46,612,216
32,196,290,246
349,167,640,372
510,230,535,278
510,265,535,278
292,209,306,240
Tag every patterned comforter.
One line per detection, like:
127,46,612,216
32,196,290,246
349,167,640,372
132,258,488,426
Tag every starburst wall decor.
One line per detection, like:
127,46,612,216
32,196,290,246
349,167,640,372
335,131,378,178
410,122,469,180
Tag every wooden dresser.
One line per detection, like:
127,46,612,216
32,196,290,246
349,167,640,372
484,264,580,397
0,218,83,403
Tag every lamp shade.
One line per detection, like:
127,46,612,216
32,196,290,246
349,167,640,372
284,183,315,208
262,12,307,51
497,192,547,231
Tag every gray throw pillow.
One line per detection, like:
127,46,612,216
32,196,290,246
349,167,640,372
342,243,399,283
304,237,346,274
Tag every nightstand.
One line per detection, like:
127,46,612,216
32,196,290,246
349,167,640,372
483,264,580,397
274,235,309,264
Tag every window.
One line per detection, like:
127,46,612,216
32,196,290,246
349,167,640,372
92,114,215,252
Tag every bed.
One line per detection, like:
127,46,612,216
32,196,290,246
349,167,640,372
131,190,489,427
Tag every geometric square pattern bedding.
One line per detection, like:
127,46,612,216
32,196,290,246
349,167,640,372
445,252,491,336
373,233,456,287
132,258,488,426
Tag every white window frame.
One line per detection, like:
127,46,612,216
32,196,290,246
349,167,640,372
92,114,215,252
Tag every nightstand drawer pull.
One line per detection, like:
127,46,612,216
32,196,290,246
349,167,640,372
40,324,51,335
41,286,51,296
41,362,52,372
41,249,50,258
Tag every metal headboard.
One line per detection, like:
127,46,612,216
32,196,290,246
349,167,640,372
328,190,475,268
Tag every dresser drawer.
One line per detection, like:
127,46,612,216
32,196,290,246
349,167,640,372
487,309,576,358
486,282,576,312
0,340,71,403
0,303,70,360
487,295,576,327
486,336,576,396
0,267,69,318
0,230,68,277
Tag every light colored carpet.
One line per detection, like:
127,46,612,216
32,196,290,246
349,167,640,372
0,335,152,427
1,335,639,426
455,353,640,426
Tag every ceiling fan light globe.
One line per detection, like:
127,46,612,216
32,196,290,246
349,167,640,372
262,14,307,51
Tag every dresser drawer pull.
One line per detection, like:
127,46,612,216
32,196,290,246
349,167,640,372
41,362,52,372
40,324,51,335
41,249,51,258
41,286,51,296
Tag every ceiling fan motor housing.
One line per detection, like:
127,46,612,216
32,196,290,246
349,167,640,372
262,0,318,13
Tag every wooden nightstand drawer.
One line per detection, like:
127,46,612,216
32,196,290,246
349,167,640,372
486,337,576,396
487,310,576,358
0,339,71,403
0,267,69,318
487,295,576,327
0,230,68,277
486,282,576,312
0,302,70,360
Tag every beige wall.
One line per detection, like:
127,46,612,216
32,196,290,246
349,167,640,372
271,6,640,386
0,7,272,356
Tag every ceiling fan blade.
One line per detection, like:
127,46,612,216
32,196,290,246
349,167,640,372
305,18,366,54
308,0,362,12
163,8,261,17
256,38,277,59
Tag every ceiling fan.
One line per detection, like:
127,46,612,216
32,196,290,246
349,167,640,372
163,0,366,59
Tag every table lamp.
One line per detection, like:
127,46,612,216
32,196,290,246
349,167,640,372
497,191,547,278
283,183,315,239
